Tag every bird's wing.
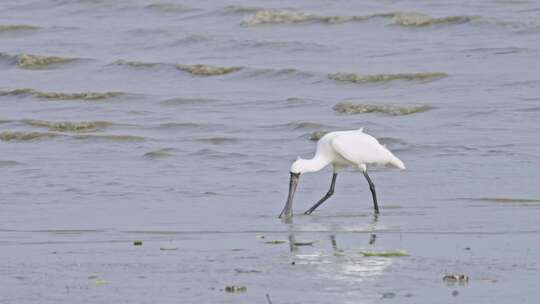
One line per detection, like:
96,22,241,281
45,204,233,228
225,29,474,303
330,131,390,166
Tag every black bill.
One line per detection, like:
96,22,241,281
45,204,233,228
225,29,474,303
279,172,300,218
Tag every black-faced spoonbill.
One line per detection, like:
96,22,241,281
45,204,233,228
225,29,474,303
279,128,405,218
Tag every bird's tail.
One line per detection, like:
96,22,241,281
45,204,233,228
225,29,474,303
389,155,405,170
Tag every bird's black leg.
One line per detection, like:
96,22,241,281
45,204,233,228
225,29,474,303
363,171,379,214
304,173,337,215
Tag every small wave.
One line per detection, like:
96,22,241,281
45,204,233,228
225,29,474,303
156,122,204,130
222,5,262,15
329,72,447,84
378,137,415,153
0,131,60,142
73,134,146,142
467,197,540,203
284,122,325,130
309,130,328,141
462,46,527,55
0,160,21,166
196,137,239,145
144,3,197,13
16,54,76,69
23,119,112,132
189,148,248,159
244,67,316,79
113,59,161,68
176,64,242,76
143,148,176,159
241,9,393,26
0,24,40,32
391,12,478,27
0,88,36,96
0,88,123,100
333,102,432,116
160,97,217,106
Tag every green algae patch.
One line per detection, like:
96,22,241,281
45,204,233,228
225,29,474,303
360,250,409,257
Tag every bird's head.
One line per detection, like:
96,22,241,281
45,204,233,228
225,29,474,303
290,157,308,175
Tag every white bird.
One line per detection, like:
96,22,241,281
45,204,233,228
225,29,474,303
279,128,405,218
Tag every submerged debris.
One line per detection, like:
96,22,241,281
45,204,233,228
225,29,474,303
293,241,317,246
360,250,409,257
265,240,287,244
159,247,178,251
224,285,247,293
381,292,397,299
133,240,143,246
443,273,469,283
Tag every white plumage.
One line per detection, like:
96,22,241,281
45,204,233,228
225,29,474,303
280,128,405,218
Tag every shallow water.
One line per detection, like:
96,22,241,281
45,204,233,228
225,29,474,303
1,0,540,303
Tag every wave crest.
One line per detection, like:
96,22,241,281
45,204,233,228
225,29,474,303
143,148,176,159
222,5,262,14
176,64,242,76
145,3,196,13
0,131,60,141
329,72,447,83
0,88,123,100
334,102,432,116
392,12,478,27
241,9,393,26
17,54,76,69
23,119,112,132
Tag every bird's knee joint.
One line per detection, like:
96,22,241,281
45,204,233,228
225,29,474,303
328,189,334,196
369,184,375,191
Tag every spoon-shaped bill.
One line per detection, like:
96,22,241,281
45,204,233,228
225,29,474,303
279,172,300,218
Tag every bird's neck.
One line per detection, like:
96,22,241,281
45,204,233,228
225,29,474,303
300,155,331,174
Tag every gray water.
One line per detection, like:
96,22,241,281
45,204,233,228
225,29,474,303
1,0,540,303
